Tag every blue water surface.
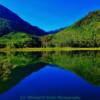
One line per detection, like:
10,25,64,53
0,65,100,100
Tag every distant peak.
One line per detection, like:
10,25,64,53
0,4,10,11
74,10,100,27
87,10,100,17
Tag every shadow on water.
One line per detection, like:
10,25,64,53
0,51,100,94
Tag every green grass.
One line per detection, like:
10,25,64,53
0,47,100,52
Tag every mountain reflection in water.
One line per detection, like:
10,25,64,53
0,51,100,100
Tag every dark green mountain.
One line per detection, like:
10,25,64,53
41,10,100,47
0,4,47,36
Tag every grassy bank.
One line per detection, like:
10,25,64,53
0,47,100,52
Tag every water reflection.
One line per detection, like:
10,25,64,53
0,51,100,95
0,52,46,93
42,51,100,86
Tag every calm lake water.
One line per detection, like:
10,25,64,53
0,51,100,100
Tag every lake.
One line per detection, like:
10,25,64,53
0,51,100,100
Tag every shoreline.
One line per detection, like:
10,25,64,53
0,47,100,52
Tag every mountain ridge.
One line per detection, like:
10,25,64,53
41,10,100,47
0,4,100,48
0,4,47,36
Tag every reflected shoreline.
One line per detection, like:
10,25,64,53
0,51,100,94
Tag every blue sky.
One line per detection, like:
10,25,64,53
0,0,100,31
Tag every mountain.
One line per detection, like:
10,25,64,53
0,5,100,48
0,4,47,36
41,10,100,47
